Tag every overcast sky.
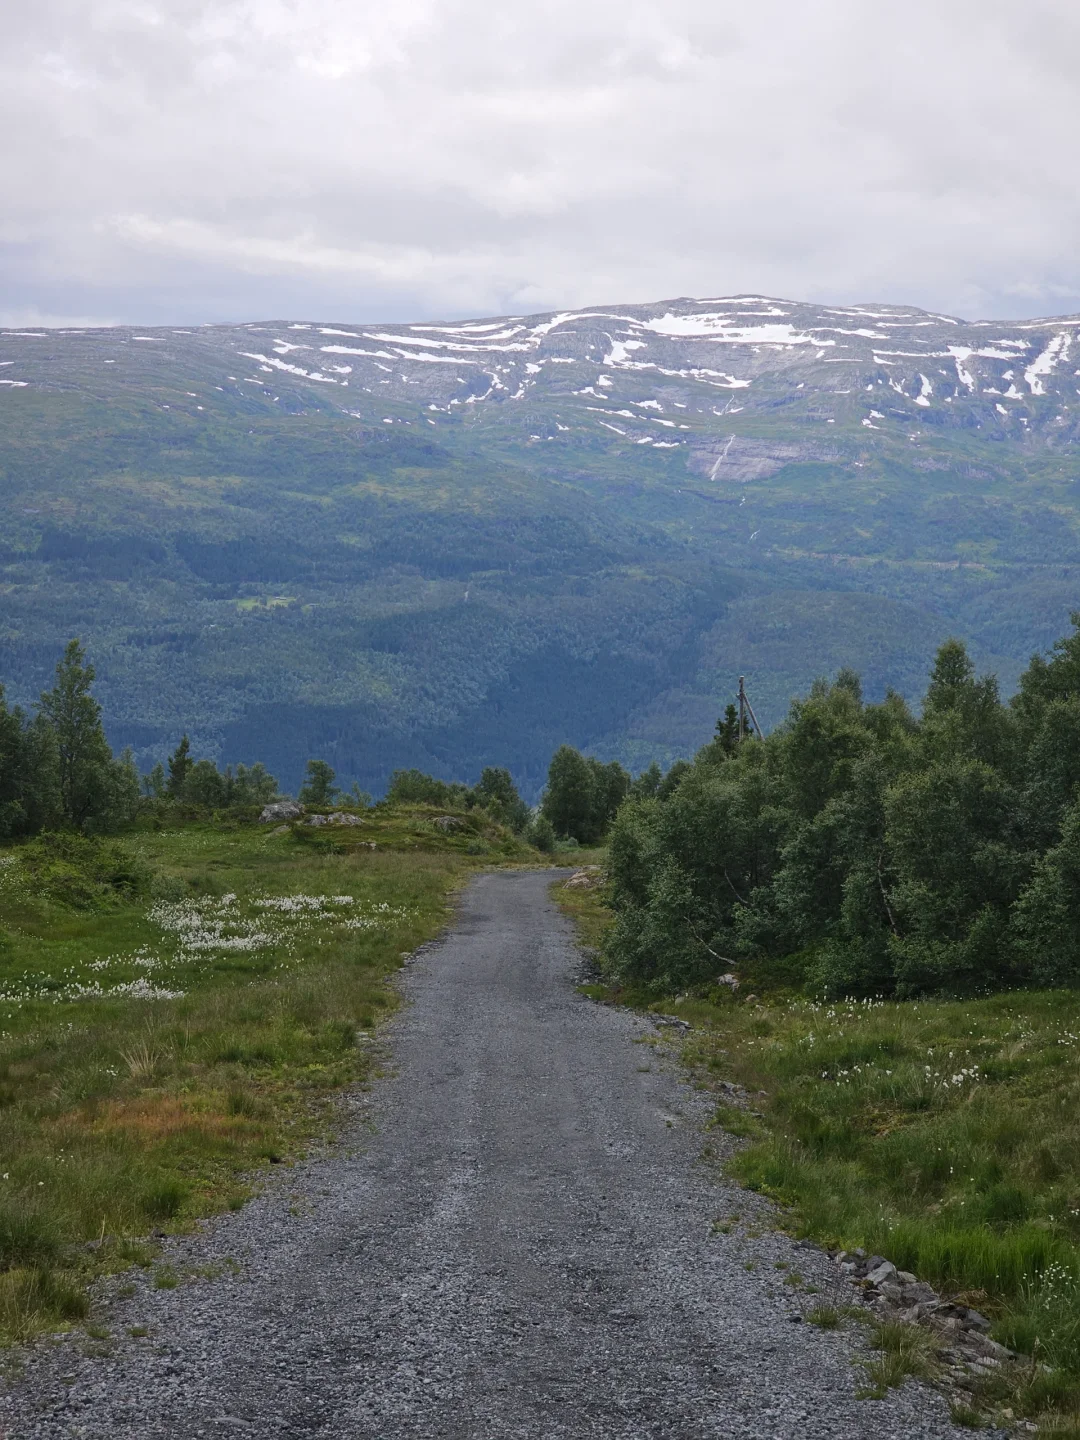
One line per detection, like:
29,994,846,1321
5,0,1080,327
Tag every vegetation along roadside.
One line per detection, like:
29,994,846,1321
0,641,572,1346
554,616,1080,1435
0,811,544,1347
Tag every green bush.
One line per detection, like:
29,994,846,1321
16,832,150,909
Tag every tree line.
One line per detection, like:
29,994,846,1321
0,641,610,843
604,617,1080,998
18,623,1080,1002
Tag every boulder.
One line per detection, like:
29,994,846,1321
259,801,304,823
433,815,466,833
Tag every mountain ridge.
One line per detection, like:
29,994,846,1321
1,294,1077,795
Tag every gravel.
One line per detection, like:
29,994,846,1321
0,870,973,1438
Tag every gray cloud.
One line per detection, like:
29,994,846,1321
4,0,1080,325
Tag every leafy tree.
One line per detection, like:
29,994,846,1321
299,759,339,808
38,641,117,830
166,735,193,799
386,768,460,807
657,759,692,799
0,689,58,837
883,757,1026,993
923,639,1018,773
185,759,228,809
1014,612,1080,718
541,747,631,844
110,748,141,827
630,761,663,799
541,746,594,840
143,762,166,799
713,703,741,758
528,814,556,853
226,762,278,807
594,759,631,828
473,767,528,832
1010,798,1080,986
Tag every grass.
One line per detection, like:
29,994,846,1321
0,802,532,1344
550,854,610,956
949,1401,988,1428
858,1319,939,1398
551,870,1080,1431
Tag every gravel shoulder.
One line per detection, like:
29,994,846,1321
0,870,970,1439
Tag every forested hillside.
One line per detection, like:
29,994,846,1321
2,295,1079,795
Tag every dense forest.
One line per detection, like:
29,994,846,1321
8,620,1080,1002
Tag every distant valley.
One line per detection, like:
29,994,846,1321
2,294,1078,795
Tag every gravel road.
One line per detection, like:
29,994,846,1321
1,870,969,1439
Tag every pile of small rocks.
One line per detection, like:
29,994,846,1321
835,1250,1017,1379
258,802,365,828
563,866,603,890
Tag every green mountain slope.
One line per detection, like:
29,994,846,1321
2,296,1078,794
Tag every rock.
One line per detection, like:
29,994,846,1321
564,872,595,890
259,801,303,823
432,815,465,833
305,814,331,826
865,1259,897,1286
269,825,290,837
962,1309,993,1333
900,1281,939,1306
715,973,740,990
965,1332,1014,1361
897,1270,917,1285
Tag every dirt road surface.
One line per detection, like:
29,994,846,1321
1,870,969,1439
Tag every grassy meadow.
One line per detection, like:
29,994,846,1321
0,805,532,1343
559,876,1080,1432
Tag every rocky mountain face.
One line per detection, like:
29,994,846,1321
6,294,1079,465
2,297,1078,793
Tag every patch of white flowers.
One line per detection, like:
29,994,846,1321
149,891,414,964
149,893,277,957
0,890,415,1010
